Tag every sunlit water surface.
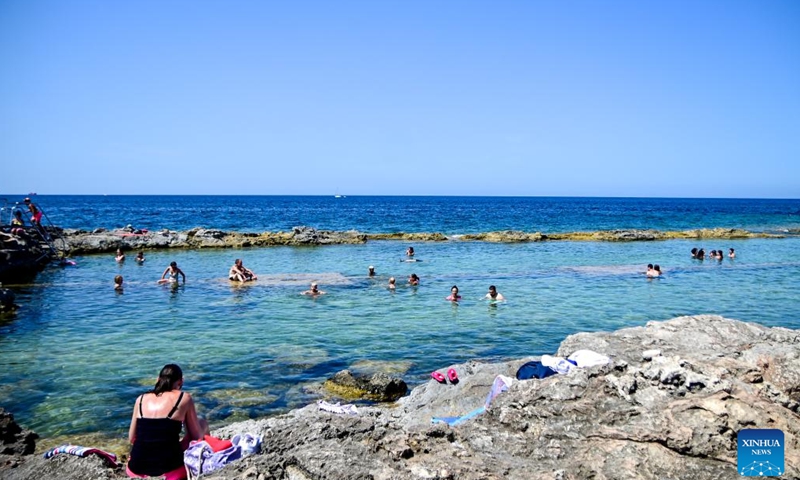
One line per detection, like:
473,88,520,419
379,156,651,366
1,236,799,442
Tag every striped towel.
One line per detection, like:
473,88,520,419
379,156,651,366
43,444,118,466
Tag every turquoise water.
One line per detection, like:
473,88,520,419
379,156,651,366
2,235,799,439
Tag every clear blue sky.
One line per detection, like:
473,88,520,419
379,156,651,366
1,1,798,197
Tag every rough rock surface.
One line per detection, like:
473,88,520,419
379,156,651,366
64,226,368,254
2,315,798,479
323,370,408,402
0,230,50,284
0,409,38,456
61,227,784,255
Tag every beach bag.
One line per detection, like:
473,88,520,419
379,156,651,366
184,438,242,479
515,360,557,380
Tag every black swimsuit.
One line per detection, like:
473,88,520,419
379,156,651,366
128,391,185,476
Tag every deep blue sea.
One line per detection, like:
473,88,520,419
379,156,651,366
0,195,799,450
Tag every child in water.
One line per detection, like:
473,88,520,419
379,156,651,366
114,275,124,291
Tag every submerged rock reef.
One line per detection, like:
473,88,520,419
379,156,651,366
62,226,783,255
1,315,798,479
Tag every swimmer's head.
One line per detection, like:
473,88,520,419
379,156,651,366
451,285,459,294
170,261,177,268
647,264,653,269
114,275,123,284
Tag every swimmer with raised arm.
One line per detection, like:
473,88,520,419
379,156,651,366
158,261,185,284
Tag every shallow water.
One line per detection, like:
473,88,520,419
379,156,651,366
1,235,799,441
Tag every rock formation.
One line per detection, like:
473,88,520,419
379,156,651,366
2,315,797,479
0,230,51,284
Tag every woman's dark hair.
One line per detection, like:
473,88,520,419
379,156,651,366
152,364,183,396
654,265,661,272
451,285,458,291
691,248,697,255
647,264,653,269
170,261,177,268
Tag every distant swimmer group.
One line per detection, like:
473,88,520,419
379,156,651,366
691,247,735,261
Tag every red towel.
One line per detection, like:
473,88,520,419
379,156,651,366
203,435,233,452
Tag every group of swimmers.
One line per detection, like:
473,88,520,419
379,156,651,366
691,247,735,260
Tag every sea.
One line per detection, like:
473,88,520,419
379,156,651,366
1,195,799,446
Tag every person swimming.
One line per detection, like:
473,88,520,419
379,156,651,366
406,246,415,257
114,275,124,291
484,285,505,301
388,277,396,291
368,265,376,277
446,285,462,302
135,251,145,264
729,248,736,259
645,263,654,275
115,248,125,263
158,261,185,284
690,248,698,258
301,282,326,296
408,273,419,286
647,265,662,277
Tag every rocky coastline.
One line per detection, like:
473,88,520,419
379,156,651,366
61,226,783,255
1,315,797,479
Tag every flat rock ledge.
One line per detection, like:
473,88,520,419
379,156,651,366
2,315,798,479
63,227,782,254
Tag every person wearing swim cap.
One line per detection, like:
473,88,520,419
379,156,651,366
302,282,326,296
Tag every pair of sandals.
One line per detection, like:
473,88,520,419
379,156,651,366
431,368,459,384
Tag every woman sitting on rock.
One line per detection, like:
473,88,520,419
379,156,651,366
127,364,208,479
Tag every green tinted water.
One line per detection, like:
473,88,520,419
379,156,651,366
1,238,799,440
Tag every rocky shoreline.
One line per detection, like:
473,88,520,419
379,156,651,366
62,226,783,255
1,315,798,479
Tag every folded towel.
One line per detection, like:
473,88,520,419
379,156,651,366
43,444,118,467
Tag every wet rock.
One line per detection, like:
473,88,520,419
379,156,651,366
0,231,50,284
460,231,545,242
324,370,408,402
5,315,799,479
0,408,38,455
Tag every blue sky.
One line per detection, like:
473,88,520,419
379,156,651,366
1,1,798,197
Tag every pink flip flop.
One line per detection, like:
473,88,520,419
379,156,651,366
447,368,459,383
431,371,446,383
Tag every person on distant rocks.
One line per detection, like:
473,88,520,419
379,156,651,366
406,246,415,257
302,282,326,296
408,273,419,286
116,248,126,263
10,210,25,235
368,265,376,277
647,265,662,278
114,275,124,291
229,259,257,283
135,251,146,264
484,285,505,301
127,364,209,479
388,277,396,291
23,198,42,227
446,285,462,302
728,248,736,259
158,261,185,284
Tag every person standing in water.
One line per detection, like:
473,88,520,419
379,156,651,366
158,261,185,284
484,285,505,301
446,285,462,302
